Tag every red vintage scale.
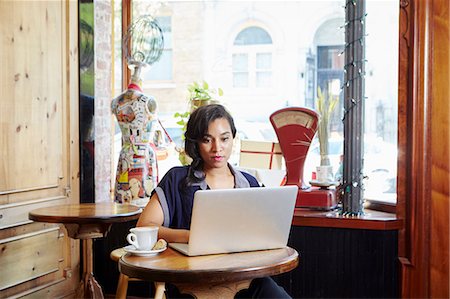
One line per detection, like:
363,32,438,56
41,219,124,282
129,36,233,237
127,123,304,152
270,107,337,210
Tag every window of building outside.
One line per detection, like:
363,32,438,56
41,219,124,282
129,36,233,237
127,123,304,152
113,0,398,206
142,16,173,81
232,26,273,88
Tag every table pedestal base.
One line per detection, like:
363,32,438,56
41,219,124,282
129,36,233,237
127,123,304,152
75,272,104,299
175,280,251,299
74,238,105,299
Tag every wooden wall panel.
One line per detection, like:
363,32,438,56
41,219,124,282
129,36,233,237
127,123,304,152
0,1,62,193
0,196,67,229
0,228,62,290
0,0,80,297
398,0,450,297
429,0,449,297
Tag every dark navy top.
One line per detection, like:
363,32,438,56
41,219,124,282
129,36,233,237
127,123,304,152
151,164,260,229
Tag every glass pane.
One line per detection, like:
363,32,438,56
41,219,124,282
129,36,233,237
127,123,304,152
256,71,272,87
232,54,248,72
317,46,344,69
156,16,172,48
156,16,171,32
233,73,248,88
144,50,173,80
363,0,399,201
256,53,271,69
131,5,172,81
234,26,272,45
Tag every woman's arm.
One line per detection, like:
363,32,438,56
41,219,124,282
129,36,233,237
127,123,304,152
136,193,190,243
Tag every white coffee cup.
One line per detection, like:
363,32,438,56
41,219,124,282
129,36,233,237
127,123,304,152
126,226,158,251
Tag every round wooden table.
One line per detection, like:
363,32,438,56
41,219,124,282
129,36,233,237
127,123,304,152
29,202,142,299
119,246,299,299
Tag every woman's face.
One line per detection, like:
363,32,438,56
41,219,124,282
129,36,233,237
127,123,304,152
198,117,234,171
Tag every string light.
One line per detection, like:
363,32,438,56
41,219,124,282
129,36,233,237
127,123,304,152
340,74,366,90
340,13,368,28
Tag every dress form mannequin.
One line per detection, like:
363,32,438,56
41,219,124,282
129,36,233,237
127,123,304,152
111,67,158,205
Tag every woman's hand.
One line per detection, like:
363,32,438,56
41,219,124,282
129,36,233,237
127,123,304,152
137,193,190,243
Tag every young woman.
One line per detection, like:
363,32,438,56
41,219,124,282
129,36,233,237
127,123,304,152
137,104,291,298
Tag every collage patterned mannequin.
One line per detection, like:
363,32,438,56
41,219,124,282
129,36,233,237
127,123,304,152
111,78,158,206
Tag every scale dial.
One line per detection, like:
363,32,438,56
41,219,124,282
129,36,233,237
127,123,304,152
271,110,316,129
270,107,319,187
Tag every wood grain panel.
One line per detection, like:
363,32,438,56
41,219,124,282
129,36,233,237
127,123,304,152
0,0,63,192
0,196,67,229
0,228,61,290
8,277,67,299
398,0,450,298
430,0,449,297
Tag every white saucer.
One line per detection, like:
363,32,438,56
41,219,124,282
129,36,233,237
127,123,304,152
123,244,167,256
309,180,338,188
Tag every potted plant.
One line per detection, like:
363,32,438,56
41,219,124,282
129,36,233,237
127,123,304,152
315,87,338,181
173,80,224,165
187,80,223,111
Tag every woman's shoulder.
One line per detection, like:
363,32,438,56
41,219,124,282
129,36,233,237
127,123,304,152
157,165,190,188
232,166,260,187
164,165,190,177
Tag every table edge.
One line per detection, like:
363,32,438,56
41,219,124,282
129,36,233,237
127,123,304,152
28,203,142,224
119,247,299,284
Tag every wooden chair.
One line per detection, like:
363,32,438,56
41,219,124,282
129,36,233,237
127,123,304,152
110,248,166,299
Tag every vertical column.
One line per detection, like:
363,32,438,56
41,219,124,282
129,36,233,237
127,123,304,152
94,0,113,202
342,0,366,215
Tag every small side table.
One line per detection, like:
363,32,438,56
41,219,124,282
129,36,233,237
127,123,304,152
119,246,299,299
29,203,141,299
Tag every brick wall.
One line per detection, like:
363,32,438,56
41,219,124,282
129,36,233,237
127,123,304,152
94,0,113,202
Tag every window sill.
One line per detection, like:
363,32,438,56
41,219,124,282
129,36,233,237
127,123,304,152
364,199,397,214
292,208,403,230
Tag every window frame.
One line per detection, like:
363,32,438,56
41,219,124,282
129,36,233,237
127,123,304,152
231,26,274,90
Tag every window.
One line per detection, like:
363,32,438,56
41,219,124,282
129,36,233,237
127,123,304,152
317,45,345,132
142,16,173,81
232,54,248,87
232,26,273,88
363,0,398,204
116,1,398,206
131,1,173,82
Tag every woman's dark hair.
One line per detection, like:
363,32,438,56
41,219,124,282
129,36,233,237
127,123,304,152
184,104,236,185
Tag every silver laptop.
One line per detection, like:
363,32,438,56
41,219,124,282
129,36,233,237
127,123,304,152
169,185,298,256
